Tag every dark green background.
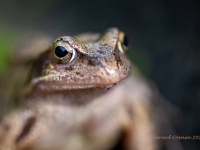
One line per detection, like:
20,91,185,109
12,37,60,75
0,0,199,149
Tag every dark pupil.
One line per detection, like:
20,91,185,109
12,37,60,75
123,35,129,47
55,46,68,58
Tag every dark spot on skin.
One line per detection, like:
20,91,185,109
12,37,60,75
57,38,65,43
15,116,36,143
89,58,98,66
76,72,84,77
66,65,73,70
76,72,80,75
97,50,105,55
89,58,104,68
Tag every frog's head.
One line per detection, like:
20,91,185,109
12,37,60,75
27,28,130,92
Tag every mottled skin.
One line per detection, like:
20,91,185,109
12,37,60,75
0,28,159,150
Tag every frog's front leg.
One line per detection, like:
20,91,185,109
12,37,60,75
0,108,39,150
115,76,159,150
121,100,158,150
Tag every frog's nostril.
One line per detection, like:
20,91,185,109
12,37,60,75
55,46,68,58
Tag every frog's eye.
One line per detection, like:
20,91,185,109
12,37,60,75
117,32,129,53
54,45,77,64
55,46,68,57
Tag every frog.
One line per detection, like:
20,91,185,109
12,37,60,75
0,28,183,150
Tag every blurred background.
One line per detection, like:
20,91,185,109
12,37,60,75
0,0,199,149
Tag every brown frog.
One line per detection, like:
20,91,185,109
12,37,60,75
0,28,182,150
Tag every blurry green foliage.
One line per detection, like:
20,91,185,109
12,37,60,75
127,49,151,78
0,25,18,76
